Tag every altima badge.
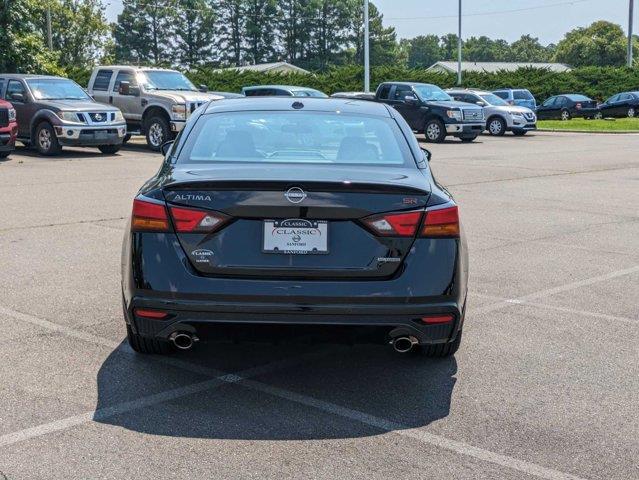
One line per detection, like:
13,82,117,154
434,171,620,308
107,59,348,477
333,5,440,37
284,187,307,204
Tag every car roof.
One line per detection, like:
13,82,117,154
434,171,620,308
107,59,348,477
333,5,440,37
379,82,437,88
447,89,491,95
0,74,67,80
203,97,392,117
242,85,321,91
94,65,178,72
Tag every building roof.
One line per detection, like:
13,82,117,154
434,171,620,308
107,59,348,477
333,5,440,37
220,62,311,75
427,61,572,73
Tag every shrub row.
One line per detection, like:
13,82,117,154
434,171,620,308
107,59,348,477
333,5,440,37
68,65,639,102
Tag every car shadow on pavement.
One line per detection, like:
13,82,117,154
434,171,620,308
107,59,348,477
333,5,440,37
93,340,457,440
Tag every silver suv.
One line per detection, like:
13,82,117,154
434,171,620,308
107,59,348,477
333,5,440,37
88,66,223,151
447,89,537,136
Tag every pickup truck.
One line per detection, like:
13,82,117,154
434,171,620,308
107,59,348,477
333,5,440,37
374,82,485,142
87,66,223,151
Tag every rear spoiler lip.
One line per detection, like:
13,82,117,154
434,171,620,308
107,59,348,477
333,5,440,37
161,180,430,195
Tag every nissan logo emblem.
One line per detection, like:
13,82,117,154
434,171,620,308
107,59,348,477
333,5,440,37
284,187,307,204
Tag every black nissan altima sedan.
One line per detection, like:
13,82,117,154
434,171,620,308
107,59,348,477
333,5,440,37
121,97,468,357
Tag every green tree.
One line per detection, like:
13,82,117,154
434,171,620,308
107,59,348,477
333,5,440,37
38,0,109,69
406,35,442,68
172,0,217,68
216,0,244,66
351,2,398,66
278,0,314,65
307,0,358,70
243,0,279,64
113,0,172,65
440,33,459,61
510,35,552,62
463,36,505,62
554,21,630,67
0,0,61,73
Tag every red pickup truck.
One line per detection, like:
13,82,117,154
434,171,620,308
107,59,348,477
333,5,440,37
0,98,18,158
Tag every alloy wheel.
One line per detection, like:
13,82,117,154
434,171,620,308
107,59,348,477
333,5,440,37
489,119,503,135
561,110,570,121
629,108,636,118
148,122,164,147
426,123,441,140
38,128,52,151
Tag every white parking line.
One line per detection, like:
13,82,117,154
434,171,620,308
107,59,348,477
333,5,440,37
238,378,589,480
2,264,637,477
472,264,639,316
471,292,638,326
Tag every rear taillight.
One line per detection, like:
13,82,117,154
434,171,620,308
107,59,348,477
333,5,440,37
169,205,229,233
363,211,422,237
131,198,170,232
421,206,460,238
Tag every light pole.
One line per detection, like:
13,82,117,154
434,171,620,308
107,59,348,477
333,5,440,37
364,0,370,92
457,0,462,85
628,0,635,67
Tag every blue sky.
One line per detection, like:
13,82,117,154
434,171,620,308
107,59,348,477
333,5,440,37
105,0,635,45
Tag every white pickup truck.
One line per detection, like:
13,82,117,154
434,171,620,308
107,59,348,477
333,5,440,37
87,66,223,151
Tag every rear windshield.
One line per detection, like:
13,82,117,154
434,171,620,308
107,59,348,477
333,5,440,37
177,111,414,167
565,94,591,101
513,90,534,100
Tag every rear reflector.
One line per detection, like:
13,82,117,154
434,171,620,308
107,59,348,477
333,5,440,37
363,211,422,237
134,308,169,319
421,206,460,238
131,199,170,232
421,314,454,324
169,206,229,233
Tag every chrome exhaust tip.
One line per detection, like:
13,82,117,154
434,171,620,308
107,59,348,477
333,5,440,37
169,332,199,350
391,336,418,353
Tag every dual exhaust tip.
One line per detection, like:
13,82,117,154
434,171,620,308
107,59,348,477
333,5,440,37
169,331,199,350
391,335,419,353
168,332,417,353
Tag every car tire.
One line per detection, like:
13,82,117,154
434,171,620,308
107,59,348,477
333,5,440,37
98,145,121,154
594,112,603,120
560,109,571,121
34,122,62,156
0,151,10,158
420,332,463,358
460,135,478,143
512,130,527,136
487,116,506,136
126,324,174,355
145,115,171,152
424,119,446,143
628,107,636,118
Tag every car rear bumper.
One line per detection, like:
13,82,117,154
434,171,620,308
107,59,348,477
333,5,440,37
122,232,469,346
56,124,127,146
446,123,484,135
125,296,465,346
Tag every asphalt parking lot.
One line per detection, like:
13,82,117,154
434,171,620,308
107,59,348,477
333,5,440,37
0,131,637,480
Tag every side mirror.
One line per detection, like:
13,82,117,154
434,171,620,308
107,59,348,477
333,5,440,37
9,93,25,102
118,81,130,96
199,84,208,93
404,95,419,105
420,147,431,165
160,140,174,156
476,101,486,106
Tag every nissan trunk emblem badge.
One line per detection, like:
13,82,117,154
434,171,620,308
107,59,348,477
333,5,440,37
284,187,306,204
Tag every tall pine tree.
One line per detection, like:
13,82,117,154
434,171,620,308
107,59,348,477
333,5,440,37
172,0,217,68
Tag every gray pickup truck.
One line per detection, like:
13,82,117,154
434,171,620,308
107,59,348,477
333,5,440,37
87,66,223,151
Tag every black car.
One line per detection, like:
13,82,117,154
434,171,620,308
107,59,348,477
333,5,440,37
597,91,639,118
122,98,468,357
536,94,598,121
0,74,127,155
373,82,485,143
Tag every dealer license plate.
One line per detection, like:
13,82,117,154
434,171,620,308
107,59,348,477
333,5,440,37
263,219,328,254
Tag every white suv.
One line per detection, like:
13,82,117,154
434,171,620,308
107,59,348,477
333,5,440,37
447,89,537,136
